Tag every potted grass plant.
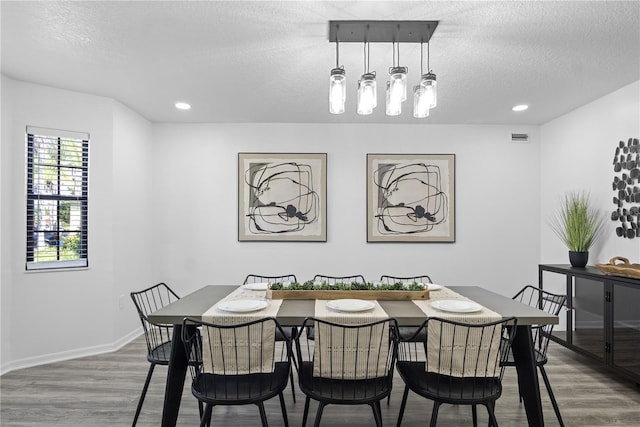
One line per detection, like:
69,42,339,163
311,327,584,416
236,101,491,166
549,191,605,267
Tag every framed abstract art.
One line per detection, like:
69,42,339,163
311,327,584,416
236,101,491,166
367,153,455,242
238,153,327,241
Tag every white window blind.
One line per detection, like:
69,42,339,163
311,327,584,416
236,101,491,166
26,126,89,270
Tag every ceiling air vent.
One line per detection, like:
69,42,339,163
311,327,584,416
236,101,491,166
511,133,529,142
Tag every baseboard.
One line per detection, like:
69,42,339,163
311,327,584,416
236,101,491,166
0,327,142,376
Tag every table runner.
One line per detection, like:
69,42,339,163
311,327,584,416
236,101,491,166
413,287,503,377
199,286,501,377
200,287,283,374
312,299,390,379
413,286,502,321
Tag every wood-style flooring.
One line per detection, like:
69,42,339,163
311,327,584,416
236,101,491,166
1,335,639,426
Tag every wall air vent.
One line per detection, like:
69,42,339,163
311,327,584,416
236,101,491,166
511,133,529,142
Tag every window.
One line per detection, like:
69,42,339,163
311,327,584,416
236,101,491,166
26,127,89,270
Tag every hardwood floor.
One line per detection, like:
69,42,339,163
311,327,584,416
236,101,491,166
2,335,639,426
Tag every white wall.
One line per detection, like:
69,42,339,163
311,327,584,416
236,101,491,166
152,123,541,298
540,81,640,269
3,73,635,373
538,80,639,331
112,103,154,339
0,76,152,373
1,75,13,368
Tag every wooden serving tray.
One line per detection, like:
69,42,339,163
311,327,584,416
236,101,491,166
266,288,430,301
595,257,640,280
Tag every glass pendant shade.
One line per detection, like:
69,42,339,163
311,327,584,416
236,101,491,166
413,84,430,118
357,72,377,115
385,81,401,116
329,67,346,114
420,72,437,108
389,66,408,102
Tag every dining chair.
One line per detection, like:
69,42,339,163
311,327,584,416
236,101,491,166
242,273,298,402
312,274,367,284
396,316,517,427
379,274,433,285
503,285,567,427
182,316,293,427
295,316,399,427
379,274,435,405
130,283,203,426
243,274,297,286
379,274,434,339
307,274,368,343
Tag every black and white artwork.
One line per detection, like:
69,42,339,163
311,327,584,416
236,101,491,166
367,154,455,242
238,153,326,241
611,138,640,239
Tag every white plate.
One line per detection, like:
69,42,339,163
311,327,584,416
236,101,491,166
326,299,375,313
430,299,483,313
426,283,443,291
243,283,268,291
217,299,269,313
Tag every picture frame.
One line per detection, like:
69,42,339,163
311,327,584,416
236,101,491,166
238,152,327,241
367,153,455,242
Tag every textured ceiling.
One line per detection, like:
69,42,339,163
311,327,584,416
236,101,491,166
1,1,639,125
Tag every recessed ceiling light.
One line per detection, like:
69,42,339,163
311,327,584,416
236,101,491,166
512,104,529,112
175,102,191,110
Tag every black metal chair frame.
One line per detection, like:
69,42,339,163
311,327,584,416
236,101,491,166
295,316,399,427
182,316,293,427
504,285,567,427
130,283,200,426
396,316,517,427
379,274,436,405
309,275,368,342
243,274,298,285
312,274,367,284
380,274,434,348
379,274,433,338
379,274,433,285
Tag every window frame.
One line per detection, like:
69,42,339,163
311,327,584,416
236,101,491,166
25,127,89,271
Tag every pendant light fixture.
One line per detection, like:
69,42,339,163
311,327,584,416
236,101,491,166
357,40,376,115
327,20,439,118
329,25,346,114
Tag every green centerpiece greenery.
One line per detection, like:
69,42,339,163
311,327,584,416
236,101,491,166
548,191,604,266
268,281,426,291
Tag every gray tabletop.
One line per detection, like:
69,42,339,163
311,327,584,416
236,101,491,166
148,285,558,327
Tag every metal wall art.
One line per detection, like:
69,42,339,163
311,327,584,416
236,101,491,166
367,153,455,242
611,138,640,239
238,153,327,242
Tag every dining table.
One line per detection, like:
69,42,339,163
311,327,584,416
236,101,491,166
147,284,558,427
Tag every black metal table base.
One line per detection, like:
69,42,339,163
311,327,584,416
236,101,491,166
511,325,545,427
160,325,188,427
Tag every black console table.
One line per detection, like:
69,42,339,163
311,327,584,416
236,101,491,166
539,264,640,384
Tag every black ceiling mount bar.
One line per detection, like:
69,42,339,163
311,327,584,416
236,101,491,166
328,20,439,44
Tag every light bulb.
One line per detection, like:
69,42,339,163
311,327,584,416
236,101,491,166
386,81,401,116
413,85,430,118
357,72,377,115
329,67,346,114
420,72,437,109
389,66,408,102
